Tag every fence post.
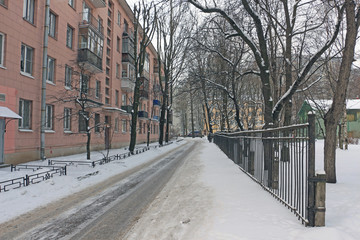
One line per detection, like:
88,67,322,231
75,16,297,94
307,112,317,226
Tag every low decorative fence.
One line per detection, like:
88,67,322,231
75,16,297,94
213,113,326,227
0,165,66,192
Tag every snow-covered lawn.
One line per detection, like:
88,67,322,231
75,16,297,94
0,138,359,239
0,141,185,224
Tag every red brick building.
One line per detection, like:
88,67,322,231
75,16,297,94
0,0,162,164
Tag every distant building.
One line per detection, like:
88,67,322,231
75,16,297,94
298,99,360,139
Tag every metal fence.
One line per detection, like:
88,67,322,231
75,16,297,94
214,113,319,226
0,165,66,192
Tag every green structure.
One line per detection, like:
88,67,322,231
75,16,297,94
297,99,360,139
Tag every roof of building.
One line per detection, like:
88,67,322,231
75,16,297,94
306,99,360,111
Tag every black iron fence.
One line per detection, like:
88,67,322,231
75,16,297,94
214,113,321,226
0,142,175,194
0,165,66,192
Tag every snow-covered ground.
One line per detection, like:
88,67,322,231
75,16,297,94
1,138,359,239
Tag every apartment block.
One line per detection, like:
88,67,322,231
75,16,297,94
0,0,163,164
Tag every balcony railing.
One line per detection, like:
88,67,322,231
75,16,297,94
79,12,104,36
138,111,149,119
153,99,161,107
88,0,106,8
121,78,135,92
121,105,132,114
78,49,102,72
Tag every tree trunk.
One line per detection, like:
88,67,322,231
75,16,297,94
159,101,166,145
129,79,140,153
324,0,358,183
190,89,195,138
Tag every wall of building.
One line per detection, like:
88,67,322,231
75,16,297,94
0,0,162,164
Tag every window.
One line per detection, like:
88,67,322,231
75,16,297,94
20,44,33,75
115,90,119,106
80,74,89,95
122,94,127,106
105,87,109,96
0,0,6,7
65,65,72,89
116,63,120,78
122,120,126,133
78,111,88,132
116,36,120,52
18,99,32,129
117,11,121,26
95,80,101,98
66,25,74,48
68,0,74,8
0,33,4,66
144,53,149,72
23,0,35,23
64,108,71,131
49,11,57,38
124,19,128,33
47,56,55,83
114,118,119,132
45,105,53,130
95,113,100,132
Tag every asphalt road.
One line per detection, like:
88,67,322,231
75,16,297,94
0,141,196,240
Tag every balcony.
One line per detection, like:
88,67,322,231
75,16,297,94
78,49,102,73
121,105,133,114
138,111,149,119
121,78,135,92
79,12,104,36
139,90,149,99
88,0,106,8
153,99,161,107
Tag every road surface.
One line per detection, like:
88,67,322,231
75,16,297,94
0,141,202,240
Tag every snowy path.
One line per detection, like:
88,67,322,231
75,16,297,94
125,138,360,240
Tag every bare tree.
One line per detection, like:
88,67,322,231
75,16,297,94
129,0,156,153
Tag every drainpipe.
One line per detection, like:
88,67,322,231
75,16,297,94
40,0,50,160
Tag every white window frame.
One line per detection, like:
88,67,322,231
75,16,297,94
47,56,55,83
23,0,35,24
18,99,32,129
49,11,56,38
122,94,127,106
66,25,73,48
65,65,72,89
114,117,119,132
0,33,4,67
64,108,71,131
95,80,100,98
68,0,74,8
45,104,54,130
20,44,33,75
122,120,127,133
